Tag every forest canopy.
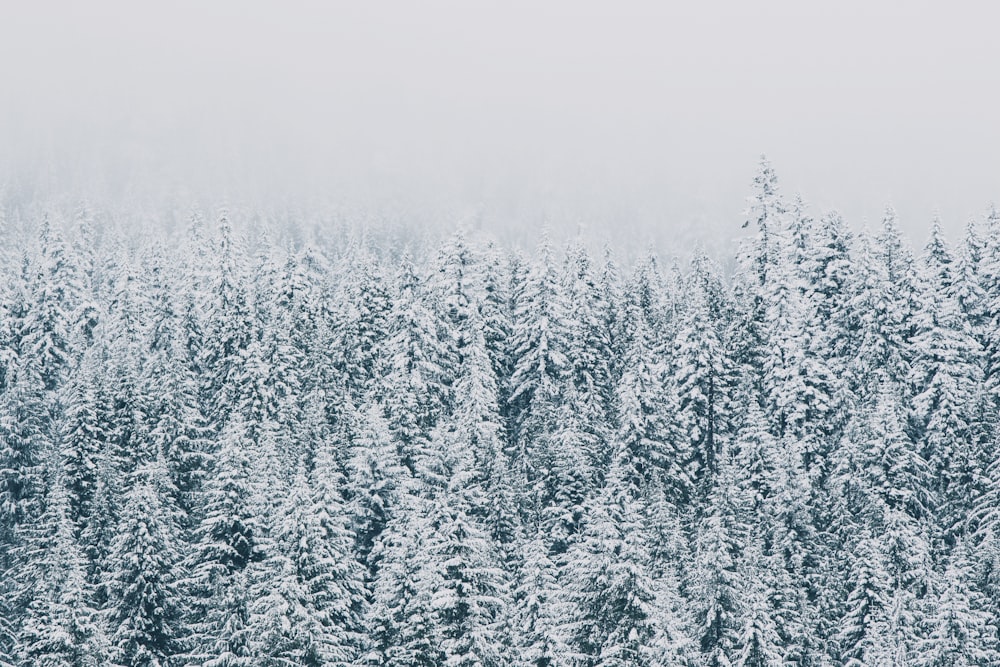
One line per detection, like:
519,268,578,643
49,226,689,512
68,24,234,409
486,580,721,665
2,160,1000,666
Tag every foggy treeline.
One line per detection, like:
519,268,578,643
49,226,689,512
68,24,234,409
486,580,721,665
2,160,1000,666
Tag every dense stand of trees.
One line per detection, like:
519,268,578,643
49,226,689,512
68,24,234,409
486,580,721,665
2,160,1000,665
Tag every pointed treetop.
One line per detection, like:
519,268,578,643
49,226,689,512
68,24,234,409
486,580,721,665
743,155,784,229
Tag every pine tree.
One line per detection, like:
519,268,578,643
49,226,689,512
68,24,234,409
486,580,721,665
382,254,457,478
916,540,999,667
25,218,81,391
830,384,934,662
741,156,788,293
332,251,393,406
478,244,514,399
15,466,105,667
249,471,365,666
836,531,895,666
533,391,596,555
674,251,735,487
566,476,672,667
618,301,690,503
430,230,477,348
507,234,570,479
953,220,989,338
201,211,255,430
628,252,669,337
910,223,985,543
690,441,744,667
67,205,100,353
182,416,260,665
364,496,445,667
562,241,615,445
759,244,837,476
842,207,921,408
732,401,819,665
979,203,1000,397
58,349,106,527
971,429,1000,627
104,459,184,667
101,255,153,473
345,402,405,570
733,541,782,667
798,211,855,360
310,420,370,661
142,249,211,516
513,537,570,667
0,353,49,540
428,498,510,667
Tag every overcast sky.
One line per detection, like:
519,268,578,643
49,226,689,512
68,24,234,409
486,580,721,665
1,1,998,248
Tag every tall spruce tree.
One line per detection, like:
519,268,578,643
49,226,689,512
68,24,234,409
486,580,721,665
104,459,184,667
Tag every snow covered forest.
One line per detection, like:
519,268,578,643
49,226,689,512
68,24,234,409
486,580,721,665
3,160,1000,667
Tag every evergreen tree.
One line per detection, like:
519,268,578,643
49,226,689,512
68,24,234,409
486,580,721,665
345,402,405,570
25,218,81,391
910,224,985,543
364,497,444,667
58,349,106,527
507,234,570,479
182,416,260,666
333,252,393,406
513,537,569,667
674,251,735,487
310,418,370,661
916,540,999,667
382,255,456,478
104,459,184,667
428,498,510,667
845,229,912,398
562,241,616,446
249,471,364,666
0,354,49,531
690,441,744,667
618,302,690,503
733,541,782,667
16,467,105,667
201,211,255,430
566,473,674,667
836,531,897,666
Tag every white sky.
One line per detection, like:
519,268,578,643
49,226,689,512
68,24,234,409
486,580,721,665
1,1,999,248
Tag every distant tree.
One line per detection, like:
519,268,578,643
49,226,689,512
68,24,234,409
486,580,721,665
332,251,393,405
382,255,457,479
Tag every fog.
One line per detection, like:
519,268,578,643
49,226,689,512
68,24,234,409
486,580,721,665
2,0,999,251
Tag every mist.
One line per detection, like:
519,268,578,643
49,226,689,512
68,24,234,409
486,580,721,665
2,0,1000,251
